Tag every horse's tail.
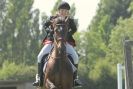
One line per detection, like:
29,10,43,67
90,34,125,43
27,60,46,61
46,78,57,89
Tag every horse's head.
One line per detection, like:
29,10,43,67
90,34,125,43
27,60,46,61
53,17,69,45
52,17,69,54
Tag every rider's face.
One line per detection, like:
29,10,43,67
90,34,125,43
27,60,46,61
58,9,69,17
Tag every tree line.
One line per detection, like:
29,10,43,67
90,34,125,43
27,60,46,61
0,0,133,89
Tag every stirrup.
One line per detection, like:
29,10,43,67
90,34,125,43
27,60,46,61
33,80,40,86
33,74,40,86
74,79,82,88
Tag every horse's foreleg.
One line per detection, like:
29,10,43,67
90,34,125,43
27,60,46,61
46,78,57,89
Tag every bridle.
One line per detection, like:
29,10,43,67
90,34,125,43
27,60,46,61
52,17,69,44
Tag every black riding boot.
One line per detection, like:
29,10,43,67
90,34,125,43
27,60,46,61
33,63,44,87
33,55,48,87
74,64,82,87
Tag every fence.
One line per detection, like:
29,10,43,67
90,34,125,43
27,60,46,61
124,38,133,89
117,38,133,89
0,80,35,89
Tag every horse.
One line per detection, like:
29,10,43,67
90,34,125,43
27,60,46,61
43,17,74,89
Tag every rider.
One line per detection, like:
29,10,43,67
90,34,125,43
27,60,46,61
33,1,81,87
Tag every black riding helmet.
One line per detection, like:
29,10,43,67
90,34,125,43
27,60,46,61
58,1,70,10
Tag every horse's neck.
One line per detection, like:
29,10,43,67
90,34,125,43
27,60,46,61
53,41,66,57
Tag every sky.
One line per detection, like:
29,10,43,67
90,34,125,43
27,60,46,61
33,0,100,31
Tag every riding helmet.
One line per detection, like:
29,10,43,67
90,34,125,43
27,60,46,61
58,1,70,10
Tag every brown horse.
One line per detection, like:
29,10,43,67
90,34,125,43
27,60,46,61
43,17,73,89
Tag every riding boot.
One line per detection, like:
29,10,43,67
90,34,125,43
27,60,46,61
33,63,44,87
74,64,82,87
33,54,48,87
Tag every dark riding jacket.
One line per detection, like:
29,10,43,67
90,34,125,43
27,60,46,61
43,16,77,46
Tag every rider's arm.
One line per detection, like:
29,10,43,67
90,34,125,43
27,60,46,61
69,18,77,35
43,16,58,33
43,17,53,32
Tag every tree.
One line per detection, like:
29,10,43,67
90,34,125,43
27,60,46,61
51,0,62,15
89,0,131,45
0,0,41,65
76,0,133,88
0,0,7,65
107,18,133,65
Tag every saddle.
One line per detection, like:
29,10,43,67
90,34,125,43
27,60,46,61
43,54,76,73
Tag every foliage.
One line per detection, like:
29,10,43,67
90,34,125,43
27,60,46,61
51,0,62,15
107,17,133,65
0,0,42,65
76,0,133,89
0,61,36,80
89,0,131,45
1,0,133,89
